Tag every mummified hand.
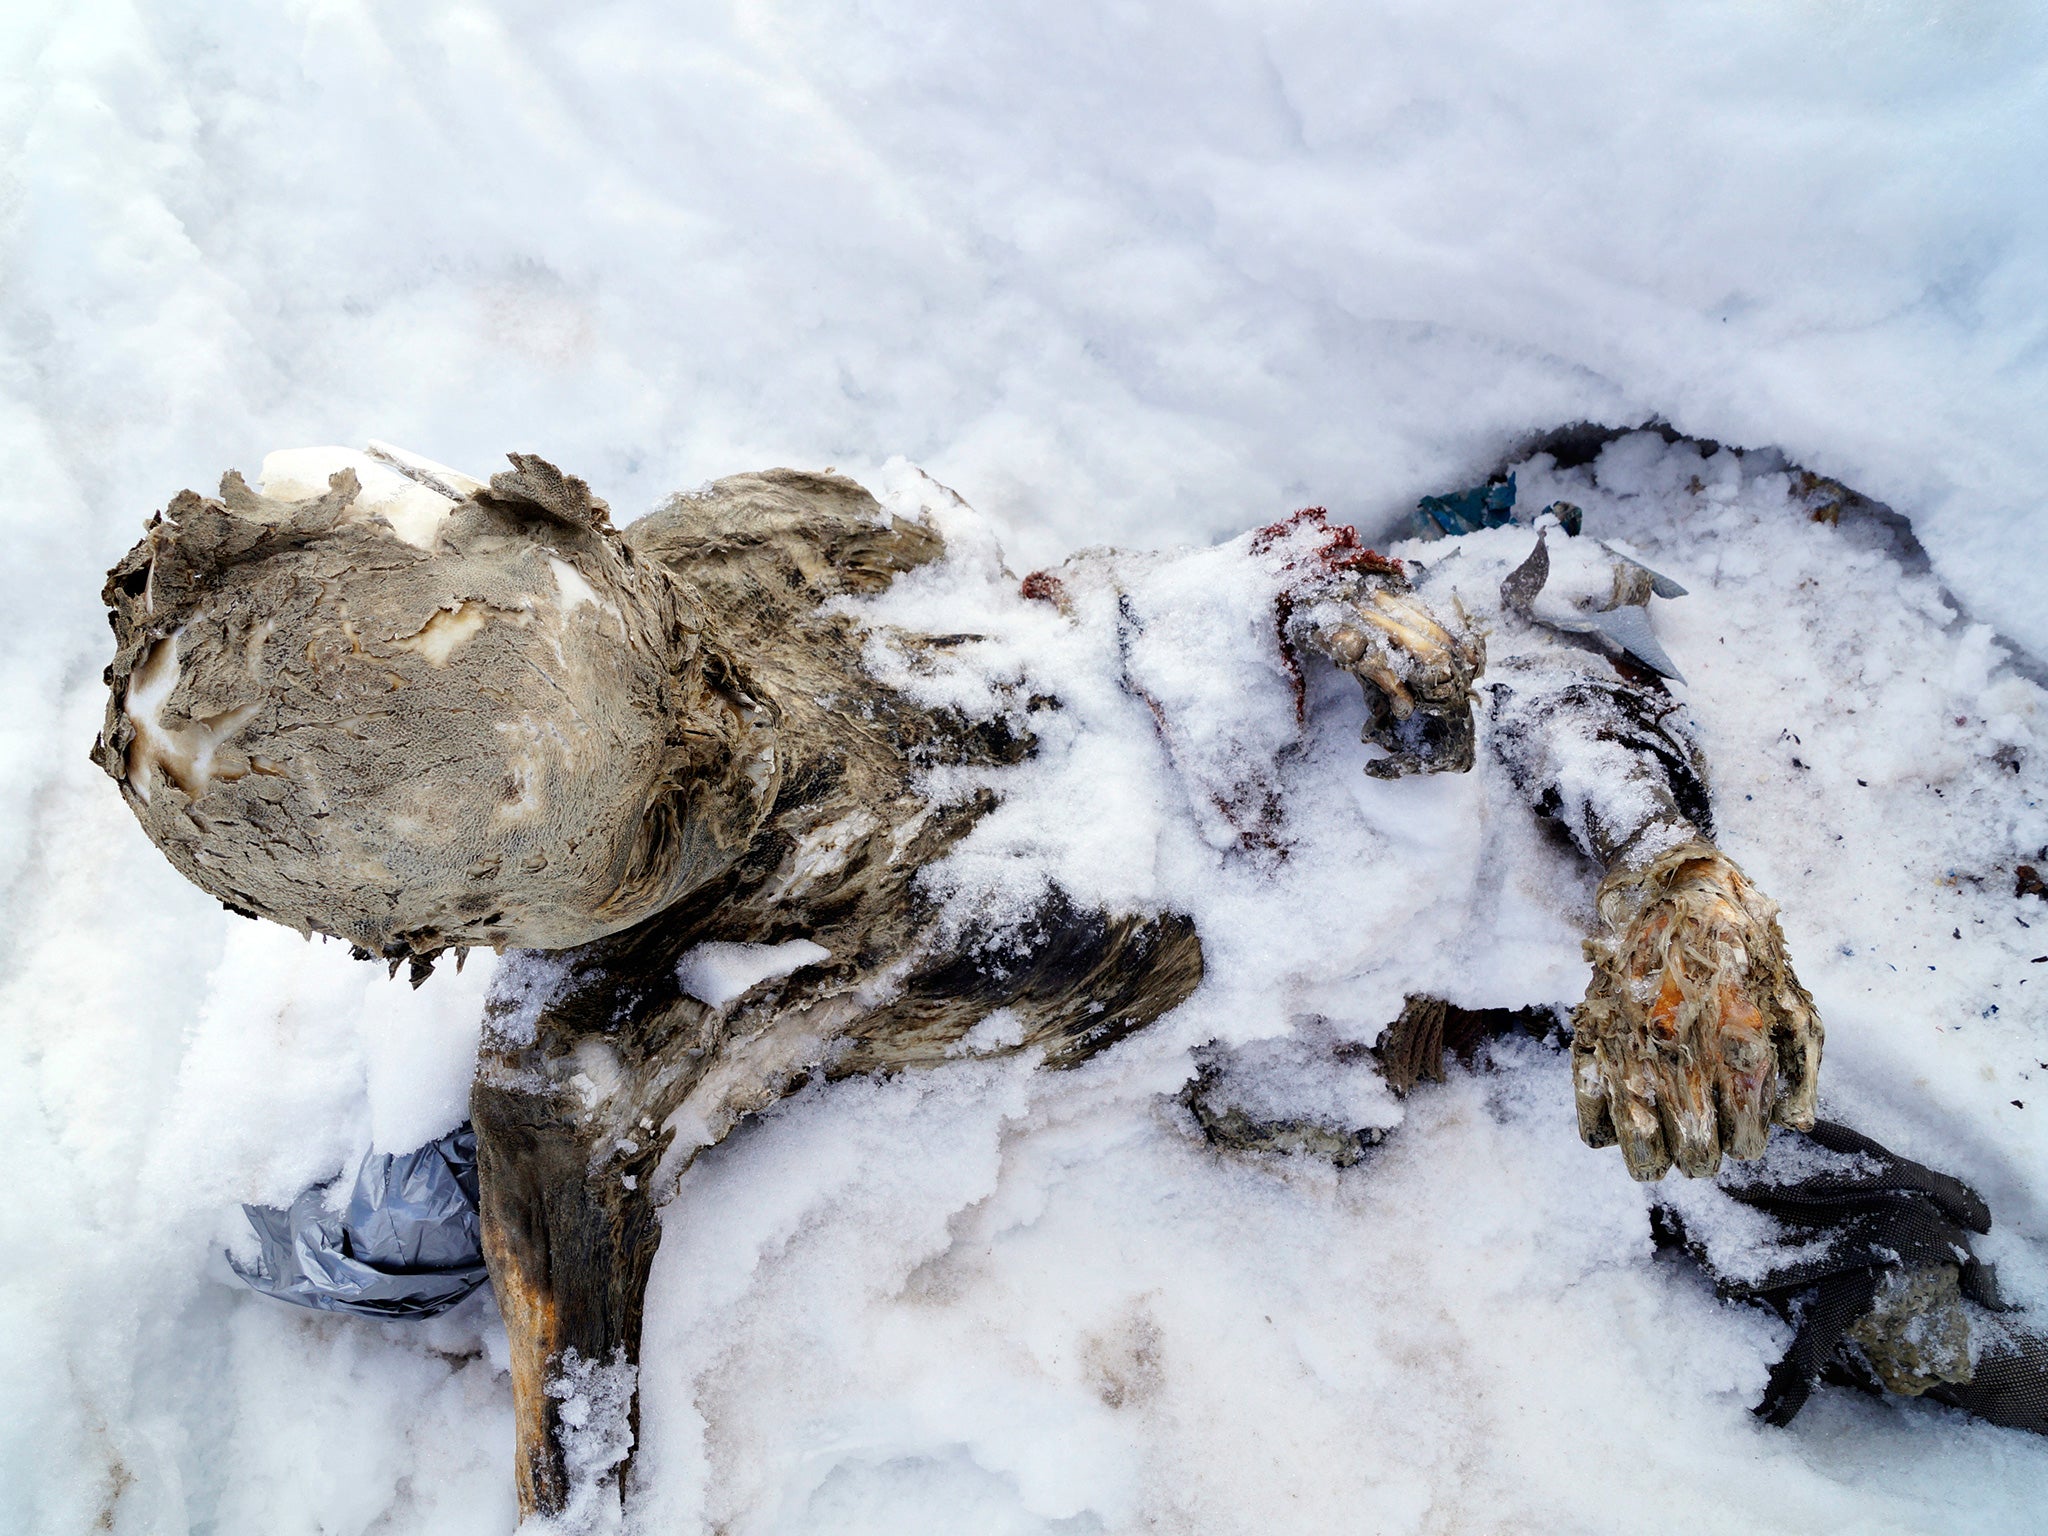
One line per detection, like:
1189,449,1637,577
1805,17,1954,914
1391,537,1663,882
1309,584,1484,778
1573,843,1822,1180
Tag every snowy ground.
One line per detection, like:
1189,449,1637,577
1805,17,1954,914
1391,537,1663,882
6,4,2048,1534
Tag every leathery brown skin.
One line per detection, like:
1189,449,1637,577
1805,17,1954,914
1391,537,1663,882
470,1078,664,1517
1573,842,1823,1180
91,454,1230,1520
1299,583,1485,778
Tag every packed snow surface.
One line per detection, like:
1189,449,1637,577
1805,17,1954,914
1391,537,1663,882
6,4,2048,1534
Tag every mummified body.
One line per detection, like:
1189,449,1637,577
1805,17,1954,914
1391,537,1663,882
96,447,1820,1519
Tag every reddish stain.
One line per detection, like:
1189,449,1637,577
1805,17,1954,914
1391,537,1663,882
1020,570,1067,604
1250,507,1406,581
1253,509,1405,725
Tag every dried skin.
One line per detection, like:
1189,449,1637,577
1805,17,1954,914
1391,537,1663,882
94,461,769,959
97,458,1211,1519
1293,576,1485,778
1573,842,1822,1179
468,470,1202,1518
96,454,1807,1509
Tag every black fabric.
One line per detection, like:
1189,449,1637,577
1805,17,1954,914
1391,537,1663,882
1486,660,1714,867
1653,1120,2048,1433
1928,1327,2048,1435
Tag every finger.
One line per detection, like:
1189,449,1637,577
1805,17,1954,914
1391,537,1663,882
1572,1030,1618,1148
1647,974,1721,1179
1585,921,1673,1179
1326,622,1421,720
1770,980,1823,1131
1741,898,1822,1131
1607,1037,1672,1181
1711,980,1774,1161
1358,660,1417,719
1320,623,1369,668
1360,589,1456,664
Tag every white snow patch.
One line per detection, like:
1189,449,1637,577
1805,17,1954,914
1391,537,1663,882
367,440,489,501
676,939,831,1007
547,556,615,620
119,627,260,802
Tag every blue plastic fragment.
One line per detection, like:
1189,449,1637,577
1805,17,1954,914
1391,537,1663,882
1415,472,1516,537
230,1124,489,1319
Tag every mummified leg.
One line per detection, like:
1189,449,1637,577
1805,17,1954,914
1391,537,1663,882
471,1077,663,1522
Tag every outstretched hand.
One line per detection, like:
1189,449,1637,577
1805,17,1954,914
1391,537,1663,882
1573,843,1822,1179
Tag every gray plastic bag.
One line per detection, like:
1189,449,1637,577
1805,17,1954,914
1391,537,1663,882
230,1124,489,1318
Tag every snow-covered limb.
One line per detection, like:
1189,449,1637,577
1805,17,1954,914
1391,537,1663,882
1472,536,1823,1179
1486,649,1711,873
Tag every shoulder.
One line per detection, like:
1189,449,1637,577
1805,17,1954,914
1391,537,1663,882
623,468,944,608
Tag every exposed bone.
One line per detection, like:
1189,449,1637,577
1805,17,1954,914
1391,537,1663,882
1288,566,1485,778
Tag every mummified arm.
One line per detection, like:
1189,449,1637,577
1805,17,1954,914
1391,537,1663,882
1295,580,1484,776
1489,655,1822,1180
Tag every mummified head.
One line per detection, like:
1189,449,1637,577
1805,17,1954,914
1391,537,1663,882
95,448,776,965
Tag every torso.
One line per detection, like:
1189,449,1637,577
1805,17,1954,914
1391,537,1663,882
481,471,1204,1186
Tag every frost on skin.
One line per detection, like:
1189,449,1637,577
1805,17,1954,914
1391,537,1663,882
1019,506,1483,858
526,1348,637,1535
1180,1016,1401,1167
488,951,579,1049
1487,650,1712,872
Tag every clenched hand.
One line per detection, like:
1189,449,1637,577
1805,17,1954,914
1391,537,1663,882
1305,583,1485,778
1573,843,1822,1179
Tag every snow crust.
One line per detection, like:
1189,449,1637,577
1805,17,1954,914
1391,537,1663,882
6,5,2048,1533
